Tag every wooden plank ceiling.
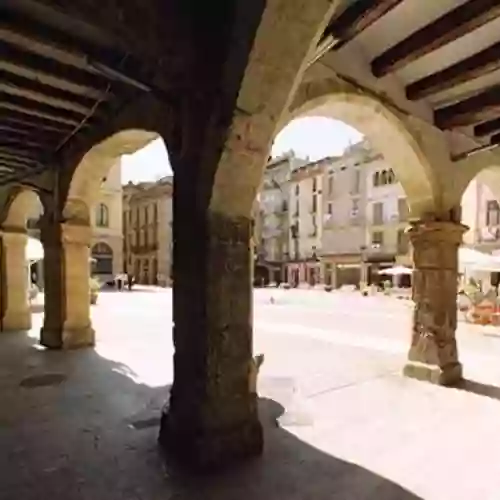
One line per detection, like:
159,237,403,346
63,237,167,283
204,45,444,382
0,3,152,185
316,0,500,156
2,1,500,184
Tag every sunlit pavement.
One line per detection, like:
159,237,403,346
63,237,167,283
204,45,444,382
3,288,500,499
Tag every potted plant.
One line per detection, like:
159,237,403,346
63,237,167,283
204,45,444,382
90,277,100,305
324,284,333,292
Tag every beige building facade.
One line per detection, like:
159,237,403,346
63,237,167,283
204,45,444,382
321,144,366,288
286,159,325,286
123,177,173,286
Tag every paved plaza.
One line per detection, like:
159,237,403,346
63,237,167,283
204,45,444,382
2,289,500,499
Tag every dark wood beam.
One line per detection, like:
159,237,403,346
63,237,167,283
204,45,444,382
491,132,500,144
0,160,29,173
0,113,73,134
0,123,60,139
0,131,55,148
0,137,46,152
323,0,403,49
407,41,500,100
0,69,98,110
434,85,500,129
474,117,500,137
0,42,111,97
0,152,41,169
372,0,500,77
0,83,91,116
0,94,87,127
0,7,155,92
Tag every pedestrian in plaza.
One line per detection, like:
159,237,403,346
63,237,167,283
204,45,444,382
127,273,133,291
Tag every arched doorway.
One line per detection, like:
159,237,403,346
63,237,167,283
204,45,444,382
91,242,114,283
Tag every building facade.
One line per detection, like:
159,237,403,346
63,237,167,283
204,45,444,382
286,158,326,286
320,145,366,288
363,146,411,285
90,160,124,283
122,177,173,286
255,153,304,284
462,175,500,253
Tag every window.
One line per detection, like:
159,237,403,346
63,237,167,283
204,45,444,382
312,177,317,192
398,198,408,222
380,170,388,185
95,203,109,227
486,200,500,226
373,172,380,187
295,184,299,195
352,169,361,194
328,174,334,195
397,229,409,254
312,194,317,213
295,200,299,216
372,202,384,225
388,169,396,184
327,202,333,215
372,231,384,246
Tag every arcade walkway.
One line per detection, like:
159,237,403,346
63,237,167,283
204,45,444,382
2,290,500,500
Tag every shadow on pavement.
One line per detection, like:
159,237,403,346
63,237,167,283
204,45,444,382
0,331,423,500
457,379,500,401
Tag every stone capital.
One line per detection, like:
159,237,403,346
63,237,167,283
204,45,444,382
61,223,92,247
408,220,468,246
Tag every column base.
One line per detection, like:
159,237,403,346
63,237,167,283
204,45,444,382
1,309,31,332
158,406,264,472
40,324,95,349
403,360,463,386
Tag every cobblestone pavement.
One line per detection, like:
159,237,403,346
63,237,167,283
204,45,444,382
2,289,500,499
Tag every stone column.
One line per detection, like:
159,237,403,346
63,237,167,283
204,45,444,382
403,220,467,386
159,210,263,471
1,230,31,331
40,222,95,349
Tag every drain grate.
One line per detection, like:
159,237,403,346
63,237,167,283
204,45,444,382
129,416,160,430
20,373,67,388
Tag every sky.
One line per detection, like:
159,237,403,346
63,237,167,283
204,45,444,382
120,117,363,184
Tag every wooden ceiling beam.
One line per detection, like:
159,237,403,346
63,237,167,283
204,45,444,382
0,96,85,127
322,0,403,50
474,117,500,137
407,40,500,100
0,123,61,139
0,113,73,134
434,85,500,129
0,69,97,110
0,150,39,164
0,8,155,92
0,42,110,96
372,0,500,77
490,132,500,144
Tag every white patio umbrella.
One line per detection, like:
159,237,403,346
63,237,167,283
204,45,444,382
378,265,413,276
26,237,43,262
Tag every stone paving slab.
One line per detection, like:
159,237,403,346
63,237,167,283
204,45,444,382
2,291,500,499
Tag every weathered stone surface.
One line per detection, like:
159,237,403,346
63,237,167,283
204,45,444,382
159,211,263,471
404,220,467,386
40,220,95,349
0,229,31,332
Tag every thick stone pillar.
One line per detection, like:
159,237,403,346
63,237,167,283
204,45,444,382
159,210,263,471
1,230,31,331
403,221,467,386
40,222,95,349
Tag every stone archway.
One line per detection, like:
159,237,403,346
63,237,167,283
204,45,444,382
64,129,159,224
285,78,442,218
0,187,46,332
